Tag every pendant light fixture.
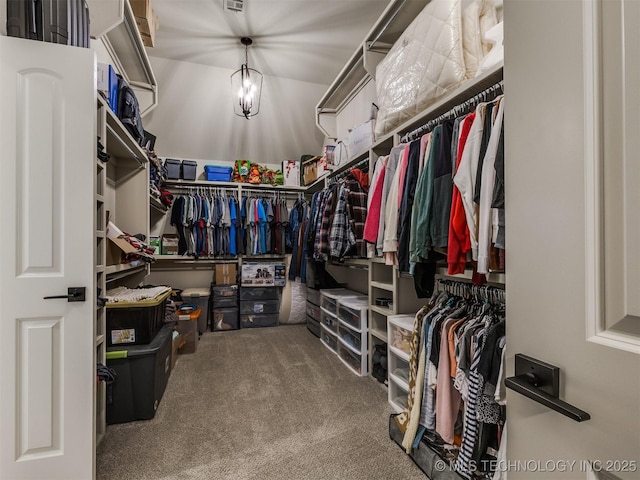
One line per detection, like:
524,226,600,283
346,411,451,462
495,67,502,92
231,37,263,119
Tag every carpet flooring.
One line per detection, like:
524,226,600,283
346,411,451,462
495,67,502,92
96,324,425,480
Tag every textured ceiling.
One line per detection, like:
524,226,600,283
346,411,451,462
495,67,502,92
147,0,390,85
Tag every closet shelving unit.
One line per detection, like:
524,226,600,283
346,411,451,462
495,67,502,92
95,94,151,444
315,0,505,412
95,99,108,445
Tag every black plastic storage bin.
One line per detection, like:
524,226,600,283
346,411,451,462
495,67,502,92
106,323,173,425
212,284,239,297
181,160,197,180
240,313,279,328
212,307,239,331
106,290,171,346
306,315,321,338
165,158,181,180
240,299,279,315
213,296,238,308
240,287,279,301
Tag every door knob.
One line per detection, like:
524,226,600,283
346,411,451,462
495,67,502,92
505,354,591,422
43,287,86,302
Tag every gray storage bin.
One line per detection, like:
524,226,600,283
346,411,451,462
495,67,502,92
307,287,320,306
212,307,239,331
165,158,181,180
240,313,279,328
240,287,279,301
306,315,321,338
240,300,279,315
306,301,321,319
181,159,197,180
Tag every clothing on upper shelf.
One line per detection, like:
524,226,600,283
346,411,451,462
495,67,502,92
170,191,241,258
359,94,505,295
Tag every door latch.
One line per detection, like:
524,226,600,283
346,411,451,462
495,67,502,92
505,354,591,422
43,287,86,302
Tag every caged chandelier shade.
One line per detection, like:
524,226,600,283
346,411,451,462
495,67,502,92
231,37,263,119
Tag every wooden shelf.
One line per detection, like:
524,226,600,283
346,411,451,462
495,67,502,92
436,267,506,286
370,328,388,342
389,344,410,363
371,280,394,292
105,262,146,279
370,305,394,317
149,196,168,213
389,371,410,392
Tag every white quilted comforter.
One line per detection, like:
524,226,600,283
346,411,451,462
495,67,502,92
375,0,497,137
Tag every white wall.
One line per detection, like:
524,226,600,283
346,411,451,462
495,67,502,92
143,56,327,165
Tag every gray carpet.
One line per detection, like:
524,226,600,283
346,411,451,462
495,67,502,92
97,324,425,480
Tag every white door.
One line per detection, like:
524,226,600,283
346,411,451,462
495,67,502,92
0,37,95,479
505,1,640,479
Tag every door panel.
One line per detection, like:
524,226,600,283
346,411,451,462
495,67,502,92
504,1,640,478
0,36,95,480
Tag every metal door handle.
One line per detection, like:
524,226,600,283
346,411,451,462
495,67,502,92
505,354,590,422
43,287,86,302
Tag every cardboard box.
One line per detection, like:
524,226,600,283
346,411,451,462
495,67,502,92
130,0,158,47
282,160,301,187
215,263,237,286
348,120,375,159
97,63,119,114
161,234,179,255
302,156,320,185
242,262,286,286
106,237,138,266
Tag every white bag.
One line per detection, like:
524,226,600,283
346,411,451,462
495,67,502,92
374,0,497,137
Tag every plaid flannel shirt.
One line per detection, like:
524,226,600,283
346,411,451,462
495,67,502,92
313,187,335,261
329,174,369,258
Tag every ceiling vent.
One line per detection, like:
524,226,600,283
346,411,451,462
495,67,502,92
225,0,244,12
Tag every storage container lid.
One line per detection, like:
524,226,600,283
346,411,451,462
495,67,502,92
182,288,210,297
320,288,360,299
388,314,415,330
106,289,171,309
338,297,368,309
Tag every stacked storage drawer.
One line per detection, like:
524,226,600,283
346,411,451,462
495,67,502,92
319,289,366,357
211,284,239,331
336,298,369,376
240,287,280,328
306,287,321,337
387,314,415,413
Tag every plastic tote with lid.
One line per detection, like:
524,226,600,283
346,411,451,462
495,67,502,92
182,288,210,334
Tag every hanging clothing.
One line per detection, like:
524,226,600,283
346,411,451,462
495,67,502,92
477,98,504,274
378,145,405,258
397,140,422,272
448,112,476,274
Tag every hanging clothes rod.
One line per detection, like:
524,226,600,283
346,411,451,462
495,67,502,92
401,80,504,143
169,185,237,193
327,157,369,185
242,188,302,197
436,278,505,304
